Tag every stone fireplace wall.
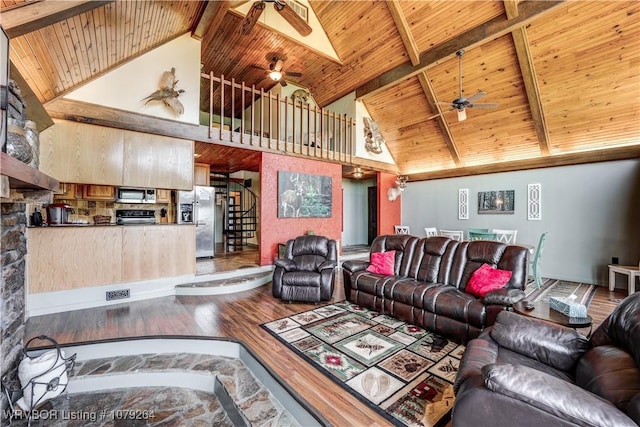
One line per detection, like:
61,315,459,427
0,202,27,415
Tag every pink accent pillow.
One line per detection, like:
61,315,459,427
467,263,513,297
366,250,396,276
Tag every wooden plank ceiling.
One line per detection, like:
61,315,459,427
2,0,639,178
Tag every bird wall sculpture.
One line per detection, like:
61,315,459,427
142,67,184,115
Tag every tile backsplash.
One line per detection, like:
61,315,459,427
27,198,175,225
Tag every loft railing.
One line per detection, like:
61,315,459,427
202,72,355,163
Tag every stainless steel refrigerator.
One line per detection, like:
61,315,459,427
177,186,215,258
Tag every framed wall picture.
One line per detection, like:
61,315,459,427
478,190,515,214
278,171,332,218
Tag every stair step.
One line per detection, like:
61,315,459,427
12,339,315,426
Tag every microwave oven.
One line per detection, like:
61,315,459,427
116,187,156,204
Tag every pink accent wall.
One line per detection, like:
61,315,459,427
378,172,401,235
259,153,343,265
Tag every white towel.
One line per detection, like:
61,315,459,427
16,349,68,411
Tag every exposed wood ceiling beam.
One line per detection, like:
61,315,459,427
356,0,564,100
504,0,551,156
417,72,463,167
0,1,114,38
192,1,234,41
386,1,420,66
408,145,640,181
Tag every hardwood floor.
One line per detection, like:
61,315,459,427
24,249,629,426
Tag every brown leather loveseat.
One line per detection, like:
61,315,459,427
452,292,640,426
341,234,529,343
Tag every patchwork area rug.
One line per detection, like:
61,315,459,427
261,301,464,427
525,277,597,306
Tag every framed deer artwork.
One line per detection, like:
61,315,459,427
278,171,332,218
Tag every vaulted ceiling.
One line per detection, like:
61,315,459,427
2,0,639,179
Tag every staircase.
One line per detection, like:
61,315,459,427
211,173,258,252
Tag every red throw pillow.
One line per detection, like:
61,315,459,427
366,250,396,276
467,263,513,297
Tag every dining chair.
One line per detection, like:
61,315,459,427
493,229,518,244
394,225,410,235
466,228,489,239
530,232,549,289
439,229,464,241
424,227,438,237
468,230,498,241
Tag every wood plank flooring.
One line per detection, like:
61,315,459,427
24,247,629,426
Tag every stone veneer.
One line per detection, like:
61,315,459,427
0,202,28,418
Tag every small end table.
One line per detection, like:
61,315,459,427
608,264,640,296
513,300,593,332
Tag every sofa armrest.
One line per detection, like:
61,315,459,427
490,310,590,371
342,260,369,273
482,289,526,306
318,260,336,271
274,259,296,271
483,363,636,427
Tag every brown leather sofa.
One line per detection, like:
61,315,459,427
272,235,338,303
341,234,529,343
452,292,640,427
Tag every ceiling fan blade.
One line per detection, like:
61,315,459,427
466,91,487,102
279,80,288,87
285,71,302,77
241,1,265,35
273,2,312,36
469,102,499,109
272,58,285,71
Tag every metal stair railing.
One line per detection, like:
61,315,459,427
223,177,258,251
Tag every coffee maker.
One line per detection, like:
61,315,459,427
45,203,74,225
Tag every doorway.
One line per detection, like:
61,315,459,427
367,186,378,245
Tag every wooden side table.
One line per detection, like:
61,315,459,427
608,264,640,296
513,301,593,330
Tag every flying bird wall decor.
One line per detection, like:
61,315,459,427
142,67,184,115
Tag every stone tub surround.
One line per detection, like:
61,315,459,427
7,337,326,426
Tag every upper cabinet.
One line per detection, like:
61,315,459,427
39,120,193,190
194,163,210,186
40,119,124,185
123,132,194,190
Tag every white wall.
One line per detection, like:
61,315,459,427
401,159,640,286
64,33,201,124
342,178,375,246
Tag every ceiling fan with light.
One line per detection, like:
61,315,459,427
429,49,499,122
252,54,302,86
240,0,312,36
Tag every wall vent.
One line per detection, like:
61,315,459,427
106,289,130,301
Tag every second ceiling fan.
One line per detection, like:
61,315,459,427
429,49,499,122
240,0,312,36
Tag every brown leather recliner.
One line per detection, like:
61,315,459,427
452,292,640,427
272,235,338,303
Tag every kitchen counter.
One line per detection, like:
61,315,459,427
27,224,196,293
29,222,193,228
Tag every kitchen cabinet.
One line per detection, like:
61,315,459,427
39,119,124,185
56,183,77,199
123,132,194,190
156,189,171,203
28,227,124,293
27,225,195,293
82,184,115,201
40,119,194,190
122,225,195,282
194,163,210,186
